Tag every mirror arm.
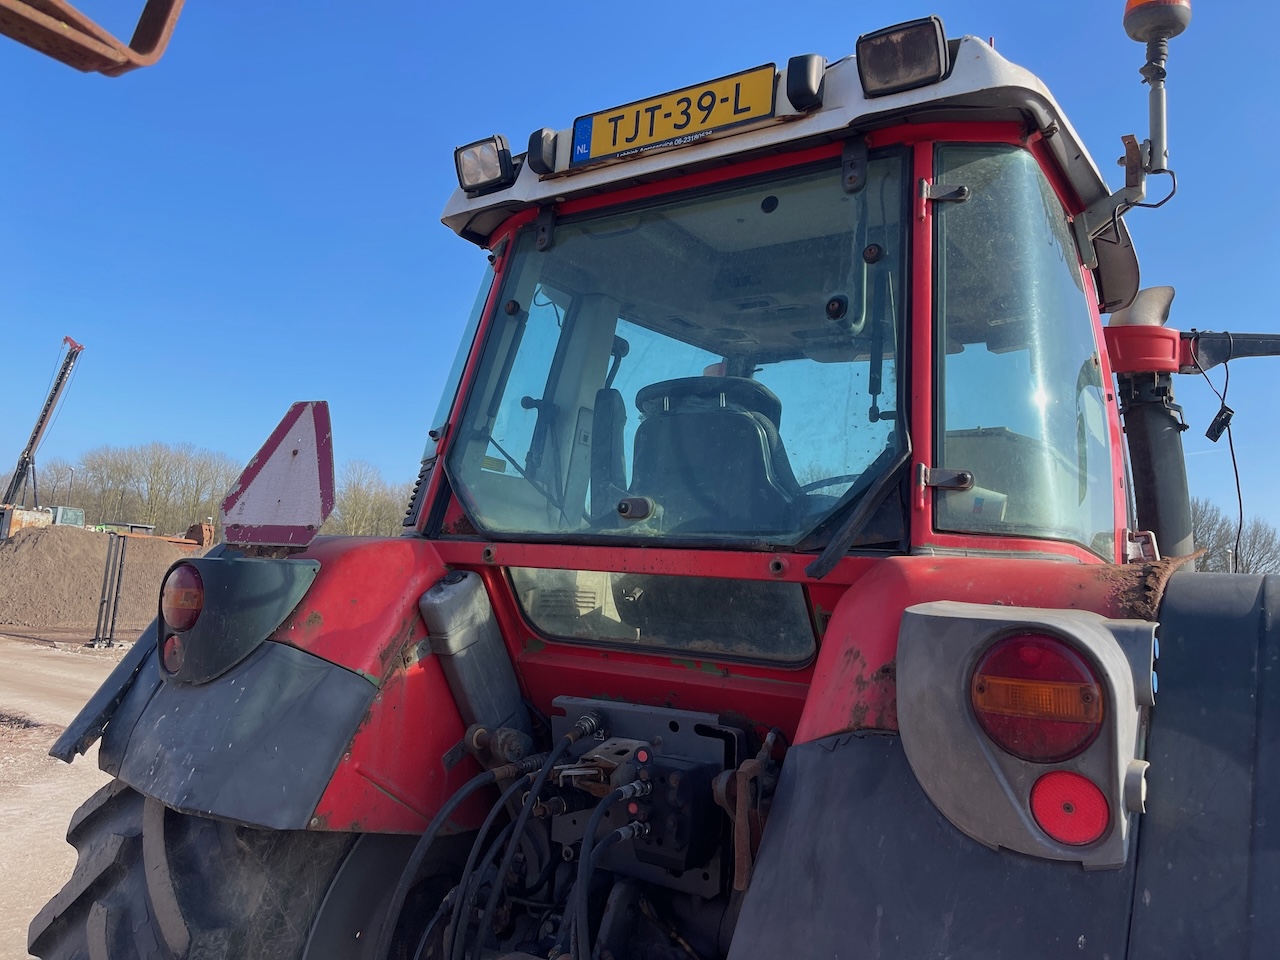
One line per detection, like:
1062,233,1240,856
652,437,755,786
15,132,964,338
1072,135,1147,270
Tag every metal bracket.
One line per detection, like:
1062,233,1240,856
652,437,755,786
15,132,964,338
921,182,971,204
535,206,556,252
1125,529,1161,563
1072,134,1147,269
917,464,974,491
842,136,868,194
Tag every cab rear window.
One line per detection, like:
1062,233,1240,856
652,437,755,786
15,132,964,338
508,567,815,665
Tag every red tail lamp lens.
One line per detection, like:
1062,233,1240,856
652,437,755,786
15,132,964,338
971,634,1103,763
161,633,185,674
161,564,204,632
1031,771,1110,845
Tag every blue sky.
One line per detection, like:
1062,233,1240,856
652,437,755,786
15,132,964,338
2,1,1277,529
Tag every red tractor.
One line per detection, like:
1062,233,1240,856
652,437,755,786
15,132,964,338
22,2,1280,958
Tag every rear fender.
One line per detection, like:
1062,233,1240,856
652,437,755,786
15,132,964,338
279,535,490,832
731,569,1280,958
796,554,1187,743
89,535,488,833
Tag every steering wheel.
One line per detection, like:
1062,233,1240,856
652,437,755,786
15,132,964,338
800,474,863,494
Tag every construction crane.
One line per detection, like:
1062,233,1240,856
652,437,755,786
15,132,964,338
3,335,84,508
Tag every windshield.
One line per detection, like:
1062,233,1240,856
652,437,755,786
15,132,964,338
445,152,908,546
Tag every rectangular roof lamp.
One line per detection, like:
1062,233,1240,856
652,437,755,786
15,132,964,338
856,16,950,98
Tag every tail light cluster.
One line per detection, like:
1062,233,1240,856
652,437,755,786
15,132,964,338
160,563,204,673
153,554,320,686
971,634,1103,763
897,602,1156,869
970,632,1110,846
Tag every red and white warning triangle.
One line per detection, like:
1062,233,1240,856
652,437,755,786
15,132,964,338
221,401,335,547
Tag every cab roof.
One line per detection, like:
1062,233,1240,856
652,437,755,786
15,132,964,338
441,36,1138,312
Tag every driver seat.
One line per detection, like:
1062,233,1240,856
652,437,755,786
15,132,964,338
629,377,804,534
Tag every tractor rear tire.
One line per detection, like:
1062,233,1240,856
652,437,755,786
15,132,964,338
28,779,456,960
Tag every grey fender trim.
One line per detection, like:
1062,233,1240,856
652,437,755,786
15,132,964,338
108,641,375,830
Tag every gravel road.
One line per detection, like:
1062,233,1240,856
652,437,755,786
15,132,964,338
0,636,119,960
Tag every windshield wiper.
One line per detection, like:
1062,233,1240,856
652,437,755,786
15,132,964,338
804,441,912,579
482,431,567,519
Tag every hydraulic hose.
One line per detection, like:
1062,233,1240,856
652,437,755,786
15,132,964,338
573,782,652,960
516,829,562,898
372,753,548,960
411,889,457,960
572,820,652,960
446,775,534,959
468,711,603,960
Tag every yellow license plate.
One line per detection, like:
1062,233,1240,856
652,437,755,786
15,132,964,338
570,64,776,167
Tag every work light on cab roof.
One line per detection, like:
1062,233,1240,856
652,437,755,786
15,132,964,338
855,15,949,97
454,134,515,195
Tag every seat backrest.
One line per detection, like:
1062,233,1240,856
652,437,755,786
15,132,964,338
635,376,784,427
629,377,803,535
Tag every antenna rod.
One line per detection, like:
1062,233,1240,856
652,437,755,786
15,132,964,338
1141,39,1170,172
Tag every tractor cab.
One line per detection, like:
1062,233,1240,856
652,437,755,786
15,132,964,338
430,19,1133,608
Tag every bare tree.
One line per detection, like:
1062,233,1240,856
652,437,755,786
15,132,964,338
1235,517,1280,575
39,457,77,504
4,442,411,540
131,442,182,526
1190,496,1280,574
79,446,138,525
60,443,242,534
326,461,410,537
1190,497,1234,571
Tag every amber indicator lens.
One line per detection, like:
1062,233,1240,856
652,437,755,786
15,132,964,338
161,564,204,633
971,634,1104,763
1031,770,1110,845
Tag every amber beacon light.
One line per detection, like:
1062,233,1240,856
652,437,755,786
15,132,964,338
1123,0,1191,43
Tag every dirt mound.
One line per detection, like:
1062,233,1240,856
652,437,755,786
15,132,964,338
0,526,199,631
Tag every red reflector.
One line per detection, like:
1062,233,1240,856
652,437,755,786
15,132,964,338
971,634,1103,763
1031,771,1110,845
161,564,204,632
162,633,185,674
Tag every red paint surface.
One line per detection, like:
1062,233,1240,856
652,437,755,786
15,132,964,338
277,535,448,679
1100,330,1177,376
311,646,490,834
432,537,874,585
